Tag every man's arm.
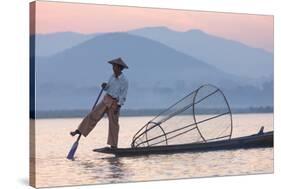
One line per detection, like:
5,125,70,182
118,79,128,106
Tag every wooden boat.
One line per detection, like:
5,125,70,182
94,131,273,157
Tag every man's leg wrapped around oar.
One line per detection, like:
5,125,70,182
77,101,107,137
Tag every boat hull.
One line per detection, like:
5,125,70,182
94,131,273,157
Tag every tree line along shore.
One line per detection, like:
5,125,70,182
34,106,273,119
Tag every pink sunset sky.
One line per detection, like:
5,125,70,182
34,1,274,52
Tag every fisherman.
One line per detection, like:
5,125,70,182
70,57,129,149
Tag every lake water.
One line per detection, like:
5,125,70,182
33,113,273,188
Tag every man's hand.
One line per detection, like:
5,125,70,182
101,82,107,89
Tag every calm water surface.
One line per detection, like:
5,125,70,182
34,113,273,188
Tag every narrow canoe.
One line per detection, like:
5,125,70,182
93,131,273,157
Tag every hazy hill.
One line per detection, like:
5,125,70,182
35,32,96,57
36,32,248,111
130,27,273,80
34,28,273,81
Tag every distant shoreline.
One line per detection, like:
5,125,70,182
32,106,273,119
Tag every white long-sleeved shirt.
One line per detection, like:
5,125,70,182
104,73,128,106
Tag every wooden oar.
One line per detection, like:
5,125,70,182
67,133,81,160
67,88,104,160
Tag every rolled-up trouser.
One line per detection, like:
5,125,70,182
77,94,120,147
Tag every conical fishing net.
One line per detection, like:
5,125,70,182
131,84,233,148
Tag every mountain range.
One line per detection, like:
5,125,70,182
35,27,273,80
35,32,96,57
32,27,273,111
130,27,273,80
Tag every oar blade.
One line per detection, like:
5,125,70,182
67,141,79,160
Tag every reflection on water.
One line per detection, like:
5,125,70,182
78,157,126,181
103,157,125,181
34,113,273,188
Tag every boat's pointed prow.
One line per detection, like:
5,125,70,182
94,147,117,154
